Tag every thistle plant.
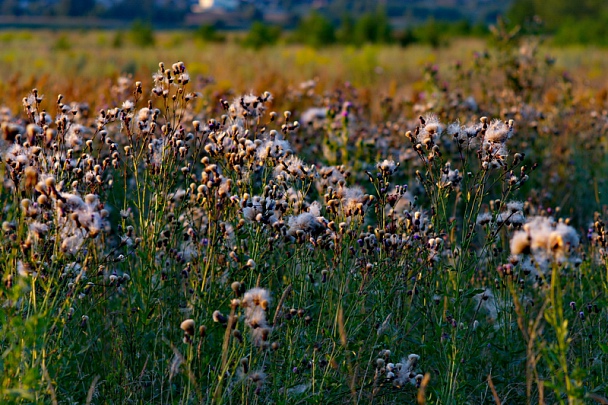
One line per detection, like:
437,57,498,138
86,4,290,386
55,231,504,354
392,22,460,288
0,49,607,405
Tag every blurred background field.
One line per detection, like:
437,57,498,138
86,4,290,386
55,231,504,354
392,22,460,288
1,0,608,115
1,30,608,117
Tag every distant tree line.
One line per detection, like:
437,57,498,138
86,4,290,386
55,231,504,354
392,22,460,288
0,0,185,23
240,10,489,49
0,0,505,28
508,0,608,45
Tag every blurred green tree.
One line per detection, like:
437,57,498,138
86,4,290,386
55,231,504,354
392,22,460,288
194,24,226,43
353,8,392,45
509,0,607,30
293,12,336,48
242,22,282,49
129,20,155,47
509,0,608,45
336,14,355,44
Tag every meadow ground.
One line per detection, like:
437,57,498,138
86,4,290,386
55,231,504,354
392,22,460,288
1,30,608,404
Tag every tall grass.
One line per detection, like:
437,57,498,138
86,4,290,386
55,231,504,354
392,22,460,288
0,27,608,404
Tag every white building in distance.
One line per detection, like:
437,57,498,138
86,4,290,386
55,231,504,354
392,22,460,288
197,0,239,10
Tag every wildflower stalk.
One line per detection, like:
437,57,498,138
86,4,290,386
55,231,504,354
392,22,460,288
543,264,583,404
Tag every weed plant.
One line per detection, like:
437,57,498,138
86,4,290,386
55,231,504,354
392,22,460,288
0,27,608,405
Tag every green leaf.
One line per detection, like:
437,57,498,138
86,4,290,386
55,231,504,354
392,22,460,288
463,288,486,299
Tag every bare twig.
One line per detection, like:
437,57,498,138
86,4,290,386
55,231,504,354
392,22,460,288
487,373,501,405
272,284,292,325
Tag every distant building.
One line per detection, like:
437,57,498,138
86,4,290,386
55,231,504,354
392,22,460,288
195,0,238,11
187,0,243,27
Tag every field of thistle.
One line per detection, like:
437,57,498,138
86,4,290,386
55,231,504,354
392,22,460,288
2,27,608,404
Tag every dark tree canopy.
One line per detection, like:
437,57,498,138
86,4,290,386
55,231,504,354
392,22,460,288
56,0,96,17
508,0,608,30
